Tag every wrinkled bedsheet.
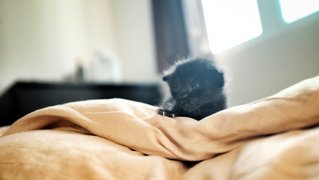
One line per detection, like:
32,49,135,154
1,75,319,179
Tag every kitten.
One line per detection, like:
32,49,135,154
157,57,227,120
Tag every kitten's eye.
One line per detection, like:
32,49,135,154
192,83,200,89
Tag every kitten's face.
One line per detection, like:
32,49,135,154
163,59,224,111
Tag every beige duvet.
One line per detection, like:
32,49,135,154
1,76,319,179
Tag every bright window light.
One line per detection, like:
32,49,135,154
201,0,262,54
279,0,319,23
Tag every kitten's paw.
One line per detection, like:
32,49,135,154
157,108,176,118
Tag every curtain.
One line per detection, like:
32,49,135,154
152,0,211,72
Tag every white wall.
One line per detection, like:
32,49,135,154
0,0,81,89
111,0,158,83
215,1,319,106
0,0,158,94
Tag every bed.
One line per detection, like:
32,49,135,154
1,75,319,179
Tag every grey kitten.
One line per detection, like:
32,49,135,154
157,57,227,120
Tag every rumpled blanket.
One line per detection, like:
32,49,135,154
1,75,319,179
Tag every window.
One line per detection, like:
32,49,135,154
201,0,262,54
279,0,319,23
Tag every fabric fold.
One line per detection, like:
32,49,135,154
1,76,319,179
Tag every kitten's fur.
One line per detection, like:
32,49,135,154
157,57,226,120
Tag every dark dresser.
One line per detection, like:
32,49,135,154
0,82,162,126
